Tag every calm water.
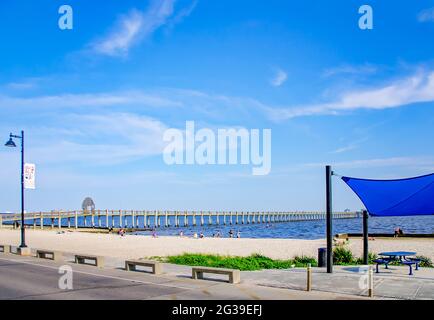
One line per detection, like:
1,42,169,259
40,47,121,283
8,214,434,240
133,215,434,239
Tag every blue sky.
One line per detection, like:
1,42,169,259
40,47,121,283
1,0,434,212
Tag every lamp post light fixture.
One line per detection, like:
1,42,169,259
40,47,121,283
4,130,27,248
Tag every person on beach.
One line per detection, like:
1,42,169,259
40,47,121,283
119,228,125,237
193,232,198,239
179,230,184,237
228,230,234,238
216,231,221,238
199,232,204,238
152,229,157,238
236,231,241,238
394,227,404,237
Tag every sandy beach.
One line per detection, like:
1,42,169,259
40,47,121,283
0,229,433,261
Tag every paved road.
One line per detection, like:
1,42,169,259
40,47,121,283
0,256,186,300
2,253,432,300
0,254,360,300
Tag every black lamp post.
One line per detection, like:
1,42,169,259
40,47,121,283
5,130,27,248
325,165,333,273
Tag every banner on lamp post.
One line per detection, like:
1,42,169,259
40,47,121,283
24,163,35,189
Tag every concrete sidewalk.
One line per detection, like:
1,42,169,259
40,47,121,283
241,266,434,300
2,249,432,300
157,262,434,300
0,252,364,300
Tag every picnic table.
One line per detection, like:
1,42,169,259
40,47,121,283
374,251,420,275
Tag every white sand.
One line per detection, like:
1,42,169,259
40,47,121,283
0,229,433,260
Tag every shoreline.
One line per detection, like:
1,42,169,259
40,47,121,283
0,229,433,261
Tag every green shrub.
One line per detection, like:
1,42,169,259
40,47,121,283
164,251,433,270
416,255,433,268
354,252,378,265
293,256,318,267
333,246,354,265
368,252,378,264
165,253,317,271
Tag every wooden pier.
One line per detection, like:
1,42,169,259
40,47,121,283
0,210,361,229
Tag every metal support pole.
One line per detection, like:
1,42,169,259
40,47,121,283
326,165,333,273
307,264,312,291
20,131,26,247
368,266,374,298
363,210,369,265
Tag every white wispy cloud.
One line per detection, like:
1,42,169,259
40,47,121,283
330,144,357,154
5,82,36,90
304,156,434,170
418,7,434,22
4,69,433,126
270,68,287,87
23,113,170,165
92,9,145,56
0,91,182,109
91,0,176,56
329,137,369,154
166,0,198,30
267,70,434,121
323,63,377,77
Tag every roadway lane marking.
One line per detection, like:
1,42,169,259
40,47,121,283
0,256,195,290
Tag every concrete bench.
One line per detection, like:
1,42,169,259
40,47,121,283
125,260,162,274
192,266,240,284
74,254,104,268
0,245,10,254
7,246,31,256
36,249,62,261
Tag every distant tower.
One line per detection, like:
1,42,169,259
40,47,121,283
82,197,95,213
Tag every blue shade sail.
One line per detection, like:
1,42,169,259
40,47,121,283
341,173,434,217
